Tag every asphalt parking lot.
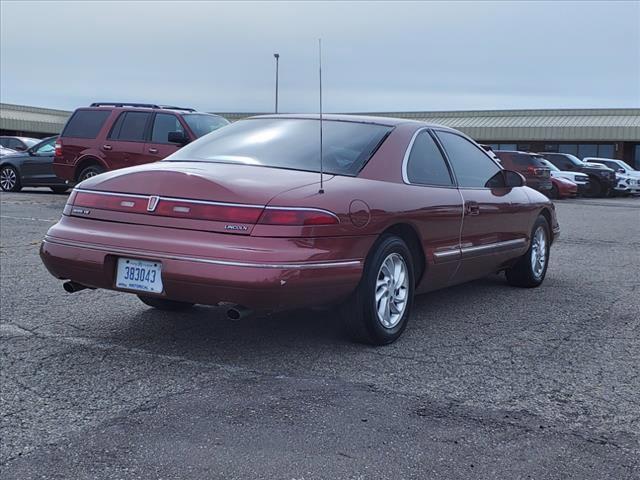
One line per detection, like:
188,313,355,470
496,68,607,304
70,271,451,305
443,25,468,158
1,189,639,479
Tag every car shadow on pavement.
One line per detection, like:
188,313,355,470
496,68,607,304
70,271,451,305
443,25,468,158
104,274,511,364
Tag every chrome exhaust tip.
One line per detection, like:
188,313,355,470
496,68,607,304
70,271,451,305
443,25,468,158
63,281,90,293
226,305,252,321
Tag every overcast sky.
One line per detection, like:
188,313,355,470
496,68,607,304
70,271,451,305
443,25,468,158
1,1,639,113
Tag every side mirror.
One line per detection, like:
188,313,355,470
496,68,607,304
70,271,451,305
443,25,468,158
503,170,526,188
167,131,189,146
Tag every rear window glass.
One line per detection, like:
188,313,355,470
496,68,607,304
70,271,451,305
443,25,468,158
166,118,393,176
62,110,111,139
182,114,229,138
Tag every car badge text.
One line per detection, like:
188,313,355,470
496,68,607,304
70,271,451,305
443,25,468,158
225,224,249,231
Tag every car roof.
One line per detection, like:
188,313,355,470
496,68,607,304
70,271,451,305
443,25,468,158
246,113,461,129
495,150,542,155
0,136,39,141
80,103,218,115
584,157,617,162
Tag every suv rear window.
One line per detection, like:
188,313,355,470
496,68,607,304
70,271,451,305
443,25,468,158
62,110,111,139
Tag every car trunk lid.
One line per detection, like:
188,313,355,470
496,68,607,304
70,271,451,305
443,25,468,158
69,161,332,235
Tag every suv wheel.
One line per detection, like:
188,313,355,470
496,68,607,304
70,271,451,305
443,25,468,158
0,166,21,192
341,234,414,345
78,165,105,182
506,215,550,288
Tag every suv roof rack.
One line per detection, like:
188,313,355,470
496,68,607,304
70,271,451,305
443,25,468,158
89,102,195,112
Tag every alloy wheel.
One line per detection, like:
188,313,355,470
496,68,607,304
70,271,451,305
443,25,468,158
375,253,409,328
0,167,17,191
530,226,547,280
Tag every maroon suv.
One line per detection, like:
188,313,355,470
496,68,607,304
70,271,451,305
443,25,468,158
53,103,229,183
494,151,552,194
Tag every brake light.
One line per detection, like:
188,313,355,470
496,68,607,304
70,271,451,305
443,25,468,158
258,208,339,226
72,191,263,223
155,200,263,223
54,140,63,157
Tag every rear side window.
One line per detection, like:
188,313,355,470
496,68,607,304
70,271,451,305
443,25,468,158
406,131,453,186
62,110,111,139
109,112,151,142
436,131,501,188
151,113,184,143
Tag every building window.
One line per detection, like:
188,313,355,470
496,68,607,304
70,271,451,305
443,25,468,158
577,144,597,158
559,144,578,155
597,144,614,158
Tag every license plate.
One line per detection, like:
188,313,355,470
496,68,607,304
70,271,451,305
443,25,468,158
116,258,163,293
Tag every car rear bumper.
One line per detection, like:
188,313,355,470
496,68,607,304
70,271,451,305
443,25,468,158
40,216,370,310
526,178,552,192
52,161,76,183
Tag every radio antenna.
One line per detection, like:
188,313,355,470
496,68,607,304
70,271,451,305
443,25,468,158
318,38,324,194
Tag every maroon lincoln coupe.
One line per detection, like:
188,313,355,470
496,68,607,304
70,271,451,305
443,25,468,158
40,115,559,345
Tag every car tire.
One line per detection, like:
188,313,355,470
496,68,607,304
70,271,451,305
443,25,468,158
78,165,105,182
341,234,415,345
550,185,559,199
505,215,550,288
138,295,194,311
0,165,22,192
50,186,69,194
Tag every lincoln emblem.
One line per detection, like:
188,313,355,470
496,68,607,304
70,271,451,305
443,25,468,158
147,195,160,212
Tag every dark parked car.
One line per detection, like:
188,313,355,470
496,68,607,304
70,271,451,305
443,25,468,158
0,136,68,193
53,102,229,183
0,146,17,157
494,151,552,193
41,115,559,345
538,152,616,197
0,136,40,152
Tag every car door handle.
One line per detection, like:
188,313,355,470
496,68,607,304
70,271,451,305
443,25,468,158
148,148,158,154
102,144,112,151
465,201,480,215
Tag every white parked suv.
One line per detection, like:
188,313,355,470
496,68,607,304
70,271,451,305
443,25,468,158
584,158,640,196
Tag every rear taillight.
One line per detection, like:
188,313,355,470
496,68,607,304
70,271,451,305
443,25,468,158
54,140,62,157
71,191,339,227
155,200,263,223
257,208,339,226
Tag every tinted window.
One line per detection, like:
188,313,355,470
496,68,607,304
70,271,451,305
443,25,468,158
182,114,229,138
62,110,111,138
406,131,453,186
512,154,547,167
7,139,23,149
591,159,617,170
34,137,55,154
436,131,500,188
109,112,150,141
151,114,184,143
543,154,574,170
0,139,8,147
167,118,393,176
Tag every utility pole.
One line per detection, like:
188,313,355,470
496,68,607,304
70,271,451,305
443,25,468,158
274,53,280,113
